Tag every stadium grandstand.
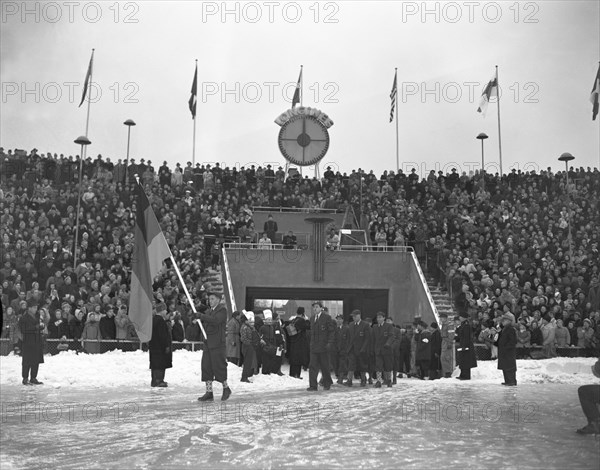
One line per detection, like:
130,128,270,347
0,148,599,358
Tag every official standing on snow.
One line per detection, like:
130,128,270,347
455,311,477,380
307,301,335,391
197,292,232,401
149,302,172,387
439,313,454,378
19,300,45,385
497,312,517,386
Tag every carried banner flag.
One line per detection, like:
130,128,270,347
292,67,302,108
78,50,94,107
390,70,398,123
591,63,600,121
477,71,498,116
189,64,198,118
129,182,172,342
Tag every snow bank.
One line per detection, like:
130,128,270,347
0,350,597,391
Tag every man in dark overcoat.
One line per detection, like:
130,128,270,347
456,311,477,380
497,312,517,386
149,302,172,387
19,300,45,385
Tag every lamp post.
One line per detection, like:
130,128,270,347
73,135,91,269
476,133,488,192
124,119,136,184
359,174,364,230
558,152,575,269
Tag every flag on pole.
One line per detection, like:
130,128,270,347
477,71,498,116
390,70,398,123
78,50,94,107
129,182,172,342
292,67,302,108
591,63,600,121
189,64,198,118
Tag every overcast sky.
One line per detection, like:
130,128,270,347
1,1,599,177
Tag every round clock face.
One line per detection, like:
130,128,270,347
278,114,330,166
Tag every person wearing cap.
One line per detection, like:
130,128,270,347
576,359,600,435
149,303,172,387
385,318,401,384
344,309,371,387
371,312,395,387
439,313,455,378
259,309,283,375
263,214,278,245
331,314,349,385
455,312,477,380
239,310,260,383
307,301,335,391
197,291,232,401
497,312,517,386
18,300,45,385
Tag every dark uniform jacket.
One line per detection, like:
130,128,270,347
497,324,517,371
310,314,335,353
19,312,44,366
149,314,173,370
334,324,349,352
456,319,478,369
371,323,394,355
415,329,432,361
200,303,227,350
346,320,371,355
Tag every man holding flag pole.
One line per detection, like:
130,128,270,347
129,179,232,399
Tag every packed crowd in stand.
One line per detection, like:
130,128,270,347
1,147,599,361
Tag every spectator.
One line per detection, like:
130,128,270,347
554,318,571,348
226,311,241,365
81,312,102,353
263,214,278,244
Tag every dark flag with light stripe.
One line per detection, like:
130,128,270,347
390,70,397,123
189,64,198,118
591,63,600,121
292,68,302,108
129,182,172,342
477,71,498,116
78,50,94,107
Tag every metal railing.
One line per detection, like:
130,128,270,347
223,242,305,250
252,206,341,214
335,245,414,252
0,338,204,356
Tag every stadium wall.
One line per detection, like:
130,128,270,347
223,248,437,325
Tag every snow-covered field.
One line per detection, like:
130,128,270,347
1,350,596,389
1,351,599,470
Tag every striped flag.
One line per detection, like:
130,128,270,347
78,50,94,107
128,182,172,342
390,70,397,123
189,64,198,118
292,67,302,108
591,63,600,121
477,71,498,116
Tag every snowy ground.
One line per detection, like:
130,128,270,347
1,351,599,470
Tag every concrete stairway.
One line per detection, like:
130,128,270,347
426,278,456,319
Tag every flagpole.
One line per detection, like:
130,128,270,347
192,59,197,166
169,255,207,340
74,48,94,270
395,67,399,173
496,65,503,176
300,64,303,107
